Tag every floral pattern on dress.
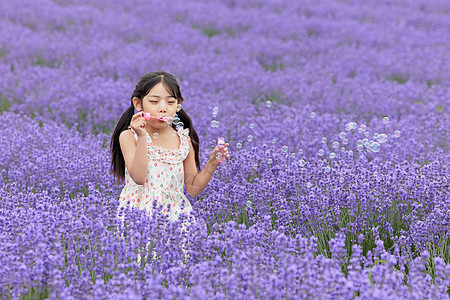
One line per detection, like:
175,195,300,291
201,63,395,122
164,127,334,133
118,127,193,222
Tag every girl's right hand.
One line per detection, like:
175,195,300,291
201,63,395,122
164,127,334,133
130,112,147,137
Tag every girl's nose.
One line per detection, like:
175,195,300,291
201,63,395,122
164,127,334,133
159,99,167,111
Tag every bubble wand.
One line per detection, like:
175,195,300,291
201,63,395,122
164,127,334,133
217,137,226,162
141,112,173,123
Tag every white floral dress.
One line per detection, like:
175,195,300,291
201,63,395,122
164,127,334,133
118,127,193,221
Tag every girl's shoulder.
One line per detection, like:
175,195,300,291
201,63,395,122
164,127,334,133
119,128,137,145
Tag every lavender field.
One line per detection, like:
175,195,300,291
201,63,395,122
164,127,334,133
1,0,449,298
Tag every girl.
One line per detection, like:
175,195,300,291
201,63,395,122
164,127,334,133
110,71,229,221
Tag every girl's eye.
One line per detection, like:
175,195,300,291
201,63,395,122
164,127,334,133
168,101,176,104
150,101,158,103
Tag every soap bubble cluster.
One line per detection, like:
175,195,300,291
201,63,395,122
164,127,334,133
210,120,220,128
212,106,219,118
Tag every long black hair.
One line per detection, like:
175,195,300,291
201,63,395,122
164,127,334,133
110,71,200,182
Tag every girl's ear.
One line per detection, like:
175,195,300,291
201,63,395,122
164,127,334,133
132,97,142,111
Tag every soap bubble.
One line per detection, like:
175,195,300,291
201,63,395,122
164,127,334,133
345,122,357,131
339,177,345,183
249,123,255,129
321,137,327,144
210,120,220,128
282,145,288,152
298,149,303,155
213,106,219,113
247,135,253,142
153,132,159,139
246,200,252,207
342,138,348,145
306,182,312,188
394,130,401,138
298,159,306,167
329,152,336,159
339,132,346,139
272,138,277,144
383,116,389,124
178,122,184,128
267,158,273,165
357,140,363,146
215,152,223,160
324,166,331,173
357,145,364,152
332,141,339,149
374,133,379,139
377,133,388,143
348,150,353,156
341,147,346,152
310,112,316,118
291,152,296,158
236,142,242,149
360,124,367,132
364,132,370,137
265,100,272,108
371,142,381,152
318,149,325,156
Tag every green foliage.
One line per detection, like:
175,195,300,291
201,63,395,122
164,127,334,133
202,26,219,38
387,74,409,84
0,95,11,113
307,29,317,38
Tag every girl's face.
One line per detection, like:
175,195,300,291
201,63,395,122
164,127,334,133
133,82,179,129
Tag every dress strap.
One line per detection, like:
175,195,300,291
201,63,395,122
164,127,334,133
177,127,190,138
176,127,190,153
129,128,138,141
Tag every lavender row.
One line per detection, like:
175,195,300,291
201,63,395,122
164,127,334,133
0,111,449,297
1,185,449,299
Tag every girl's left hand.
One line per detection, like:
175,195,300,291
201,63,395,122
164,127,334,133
208,143,230,167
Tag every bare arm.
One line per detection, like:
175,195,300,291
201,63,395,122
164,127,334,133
119,113,148,185
184,140,229,197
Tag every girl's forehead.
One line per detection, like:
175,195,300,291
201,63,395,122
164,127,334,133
146,82,175,97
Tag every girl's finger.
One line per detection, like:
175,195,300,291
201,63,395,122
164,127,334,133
131,112,143,121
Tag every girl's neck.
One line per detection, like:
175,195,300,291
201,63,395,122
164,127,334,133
145,124,174,136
